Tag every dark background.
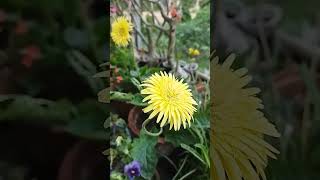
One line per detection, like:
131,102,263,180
0,0,109,179
212,0,320,179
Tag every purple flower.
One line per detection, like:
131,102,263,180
124,160,141,180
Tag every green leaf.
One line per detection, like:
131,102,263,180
131,77,142,91
64,27,89,49
131,95,147,107
110,91,147,107
110,91,133,101
66,50,104,93
104,117,111,129
99,62,110,67
194,143,210,168
131,131,158,179
0,95,75,124
180,144,206,165
165,129,197,147
65,114,106,140
98,88,110,103
93,70,110,78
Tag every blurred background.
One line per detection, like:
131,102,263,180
213,0,320,179
0,0,108,179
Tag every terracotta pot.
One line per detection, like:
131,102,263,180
127,106,144,136
110,101,133,120
272,64,320,103
57,140,106,180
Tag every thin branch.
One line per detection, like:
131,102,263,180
114,0,124,15
155,24,165,45
146,26,156,57
172,156,189,180
200,0,210,8
131,0,169,33
148,2,162,25
178,169,197,180
148,0,172,22
133,26,149,45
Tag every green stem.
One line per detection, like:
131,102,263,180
177,169,197,180
142,118,163,136
172,156,188,180
131,43,139,71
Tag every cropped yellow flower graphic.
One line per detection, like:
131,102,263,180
111,16,133,47
211,54,280,180
188,48,200,56
141,71,198,131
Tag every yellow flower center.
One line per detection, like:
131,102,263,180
118,27,127,36
165,88,178,101
111,16,133,47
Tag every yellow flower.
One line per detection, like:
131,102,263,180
111,16,133,47
141,71,198,131
211,54,280,180
188,48,200,56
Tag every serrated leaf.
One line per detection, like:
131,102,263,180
98,88,110,103
110,91,134,102
130,77,142,91
93,70,110,78
104,117,111,129
131,131,158,179
165,129,197,147
110,91,147,107
131,95,147,106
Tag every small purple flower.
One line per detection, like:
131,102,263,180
124,160,141,180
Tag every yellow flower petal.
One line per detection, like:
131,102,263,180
141,71,197,131
111,16,133,47
211,55,280,180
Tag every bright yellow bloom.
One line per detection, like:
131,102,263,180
188,48,200,56
211,54,280,180
141,71,198,131
111,16,133,47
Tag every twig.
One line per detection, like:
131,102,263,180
131,0,169,33
177,169,197,180
133,26,149,45
158,152,178,170
155,21,167,45
257,5,272,63
231,4,320,61
148,0,172,22
172,156,189,180
114,0,124,14
142,0,162,25
276,30,320,60
200,0,210,8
